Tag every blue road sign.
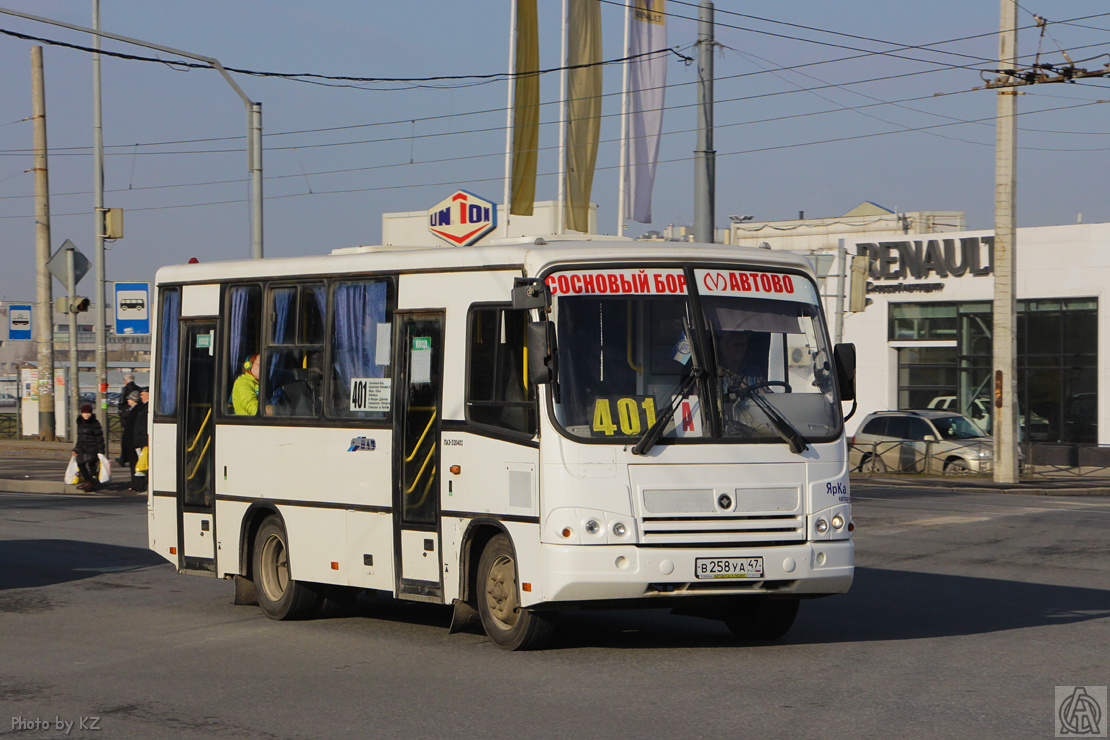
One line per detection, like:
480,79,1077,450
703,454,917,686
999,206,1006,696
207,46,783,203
114,282,150,335
8,304,32,340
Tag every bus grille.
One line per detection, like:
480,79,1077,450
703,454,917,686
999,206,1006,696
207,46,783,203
640,514,805,546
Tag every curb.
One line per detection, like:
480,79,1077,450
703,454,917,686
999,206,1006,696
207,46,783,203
0,478,144,496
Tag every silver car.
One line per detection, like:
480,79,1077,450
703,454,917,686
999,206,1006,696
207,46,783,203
849,410,997,475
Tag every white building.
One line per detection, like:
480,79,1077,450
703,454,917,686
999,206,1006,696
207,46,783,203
730,207,1105,448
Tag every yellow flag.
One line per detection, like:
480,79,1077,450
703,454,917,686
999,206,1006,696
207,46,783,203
566,0,602,233
511,0,540,217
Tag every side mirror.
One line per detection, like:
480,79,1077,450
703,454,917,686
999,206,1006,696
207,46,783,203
833,343,856,401
512,277,550,311
923,434,937,442
527,321,557,385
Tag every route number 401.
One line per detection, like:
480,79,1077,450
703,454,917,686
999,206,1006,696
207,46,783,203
592,396,657,436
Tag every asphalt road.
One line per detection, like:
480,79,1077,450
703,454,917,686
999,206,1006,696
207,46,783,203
0,487,1107,739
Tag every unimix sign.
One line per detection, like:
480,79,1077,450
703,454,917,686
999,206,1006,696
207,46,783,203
427,190,497,246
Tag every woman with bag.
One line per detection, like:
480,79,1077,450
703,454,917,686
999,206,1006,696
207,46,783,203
72,404,105,492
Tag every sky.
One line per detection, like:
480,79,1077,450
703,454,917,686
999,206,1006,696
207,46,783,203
0,1,1108,305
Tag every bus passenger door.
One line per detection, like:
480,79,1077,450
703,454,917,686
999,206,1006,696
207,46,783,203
178,321,217,573
393,312,445,600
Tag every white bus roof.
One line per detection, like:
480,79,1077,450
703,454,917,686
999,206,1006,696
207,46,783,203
154,238,817,286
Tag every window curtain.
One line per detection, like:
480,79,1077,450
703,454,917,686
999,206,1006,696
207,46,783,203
228,286,251,384
268,288,295,390
333,281,388,391
157,289,180,415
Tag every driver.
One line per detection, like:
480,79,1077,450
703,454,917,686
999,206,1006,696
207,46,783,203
715,331,766,394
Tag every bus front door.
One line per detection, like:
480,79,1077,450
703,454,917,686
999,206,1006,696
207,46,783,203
178,321,217,573
393,312,444,600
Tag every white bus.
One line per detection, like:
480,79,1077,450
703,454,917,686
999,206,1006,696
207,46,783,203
147,237,856,650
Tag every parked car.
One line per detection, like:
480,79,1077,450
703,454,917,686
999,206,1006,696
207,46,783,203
927,395,1050,442
849,409,1013,475
0,392,16,406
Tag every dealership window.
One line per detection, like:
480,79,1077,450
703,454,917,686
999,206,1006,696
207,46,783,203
892,299,1098,443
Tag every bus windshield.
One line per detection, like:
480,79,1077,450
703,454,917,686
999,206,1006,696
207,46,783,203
549,266,842,445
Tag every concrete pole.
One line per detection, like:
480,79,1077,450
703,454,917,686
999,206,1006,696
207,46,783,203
66,248,79,440
93,0,109,451
31,46,56,441
251,102,263,259
993,0,1019,482
694,1,715,244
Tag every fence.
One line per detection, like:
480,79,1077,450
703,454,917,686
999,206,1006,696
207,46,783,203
851,440,1110,478
0,411,123,444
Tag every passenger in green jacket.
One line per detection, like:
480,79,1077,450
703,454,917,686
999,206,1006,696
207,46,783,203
232,354,261,415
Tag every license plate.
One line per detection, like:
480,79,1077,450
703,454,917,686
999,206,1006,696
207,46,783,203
694,557,764,579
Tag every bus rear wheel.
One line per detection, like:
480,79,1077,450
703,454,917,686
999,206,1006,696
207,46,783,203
253,515,322,620
476,534,554,650
723,597,800,641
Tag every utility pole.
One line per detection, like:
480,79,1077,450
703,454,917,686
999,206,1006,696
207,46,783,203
65,247,79,441
993,0,1019,483
92,0,108,450
694,0,715,244
31,46,56,441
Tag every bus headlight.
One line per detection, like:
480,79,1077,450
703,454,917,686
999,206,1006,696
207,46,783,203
831,515,844,530
815,518,829,534
585,519,601,535
612,522,628,537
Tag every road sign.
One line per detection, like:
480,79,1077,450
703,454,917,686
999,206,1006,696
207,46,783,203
8,304,31,340
46,240,90,287
114,282,150,335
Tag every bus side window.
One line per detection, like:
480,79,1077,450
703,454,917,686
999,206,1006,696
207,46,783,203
225,284,262,416
155,287,181,417
330,279,393,420
466,305,536,435
266,284,325,418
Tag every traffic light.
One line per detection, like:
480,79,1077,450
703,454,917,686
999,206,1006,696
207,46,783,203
54,296,90,314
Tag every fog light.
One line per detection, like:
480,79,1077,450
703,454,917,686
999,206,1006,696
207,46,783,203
815,518,829,534
612,522,628,537
585,519,600,535
831,515,844,530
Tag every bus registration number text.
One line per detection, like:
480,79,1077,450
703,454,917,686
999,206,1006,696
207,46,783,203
694,557,764,579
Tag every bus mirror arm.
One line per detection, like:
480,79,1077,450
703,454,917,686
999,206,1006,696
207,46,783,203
834,343,856,403
512,278,550,312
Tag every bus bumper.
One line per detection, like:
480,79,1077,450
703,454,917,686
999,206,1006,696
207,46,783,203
536,540,853,605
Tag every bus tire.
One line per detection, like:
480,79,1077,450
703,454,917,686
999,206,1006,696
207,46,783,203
476,533,554,650
253,515,322,621
723,597,800,641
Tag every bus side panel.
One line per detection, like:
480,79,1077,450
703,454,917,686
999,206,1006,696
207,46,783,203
148,495,178,565
216,424,393,588
440,432,539,604
148,421,178,565
505,520,544,608
214,499,249,577
150,421,178,495
344,511,395,592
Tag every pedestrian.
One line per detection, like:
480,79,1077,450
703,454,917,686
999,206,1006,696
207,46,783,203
120,390,143,487
72,404,104,492
130,388,149,492
116,373,139,465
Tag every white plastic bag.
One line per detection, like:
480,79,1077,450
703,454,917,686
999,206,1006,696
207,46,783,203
97,453,112,483
65,456,80,485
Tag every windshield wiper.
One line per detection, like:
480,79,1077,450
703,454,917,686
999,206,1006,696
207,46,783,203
746,390,809,454
631,367,703,456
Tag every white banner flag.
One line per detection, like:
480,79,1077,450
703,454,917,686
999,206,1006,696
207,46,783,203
625,0,667,224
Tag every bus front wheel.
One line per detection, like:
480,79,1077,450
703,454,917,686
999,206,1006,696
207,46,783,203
723,597,800,641
253,515,322,620
476,534,555,650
